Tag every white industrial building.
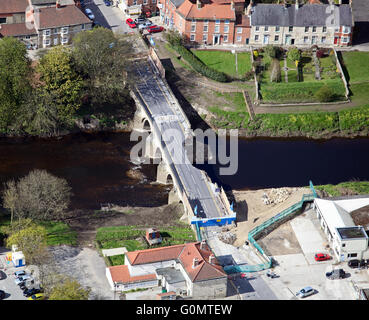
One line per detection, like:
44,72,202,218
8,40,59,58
313,197,369,262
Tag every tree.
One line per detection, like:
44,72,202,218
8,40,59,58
2,170,72,221
6,224,47,264
37,46,84,121
0,37,31,131
2,180,18,226
287,47,301,66
264,45,281,59
49,277,90,300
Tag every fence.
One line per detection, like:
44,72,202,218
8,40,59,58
224,192,316,274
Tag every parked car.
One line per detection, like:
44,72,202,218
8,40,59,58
28,293,45,300
103,0,111,6
138,21,153,30
23,288,42,297
126,18,137,28
144,11,152,18
348,259,366,269
15,274,32,285
0,270,5,280
147,25,164,33
134,17,148,25
314,253,331,261
296,286,315,298
0,290,5,300
326,268,346,280
84,8,95,20
14,270,26,279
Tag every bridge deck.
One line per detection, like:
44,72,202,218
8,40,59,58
134,61,227,219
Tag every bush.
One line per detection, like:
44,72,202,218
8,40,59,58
315,85,335,102
287,47,301,62
264,45,282,59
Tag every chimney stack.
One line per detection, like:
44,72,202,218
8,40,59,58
196,0,201,9
231,0,235,10
209,254,215,264
192,258,199,268
56,0,61,8
295,0,299,10
246,0,253,15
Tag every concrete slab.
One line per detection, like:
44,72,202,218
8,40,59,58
273,254,308,268
101,247,127,257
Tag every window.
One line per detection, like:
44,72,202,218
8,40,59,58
224,25,229,33
322,26,327,32
237,27,242,34
342,243,346,247
303,36,309,44
0,17,6,24
190,34,195,41
236,36,241,42
81,24,85,30
264,26,268,32
215,19,220,25
61,36,69,44
312,26,317,33
202,34,207,42
254,34,259,41
204,19,209,25
225,19,229,25
348,253,357,258
335,26,340,32
305,26,309,33
43,39,50,45
61,27,69,34
43,29,51,36
274,35,279,42
223,35,228,42
255,26,259,32
143,0,148,4
191,23,196,32
289,26,293,32
133,0,137,4
275,26,280,32
214,25,220,33
25,35,30,39
152,0,156,3
312,36,317,44
203,25,208,32
342,37,349,43
321,36,326,43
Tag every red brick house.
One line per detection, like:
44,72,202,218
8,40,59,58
159,0,250,46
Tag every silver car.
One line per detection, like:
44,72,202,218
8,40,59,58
296,286,315,298
138,21,153,30
15,274,32,285
84,8,95,20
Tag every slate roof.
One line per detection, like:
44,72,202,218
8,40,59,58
250,4,353,27
170,0,185,9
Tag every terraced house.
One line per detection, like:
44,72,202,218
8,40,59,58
0,0,92,48
159,0,251,45
249,1,354,47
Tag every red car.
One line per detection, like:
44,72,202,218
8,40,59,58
144,11,152,18
126,18,137,28
147,25,164,33
314,253,331,261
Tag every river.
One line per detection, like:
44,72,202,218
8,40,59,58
0,132,369,210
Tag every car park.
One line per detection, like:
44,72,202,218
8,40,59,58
28,293,45,300
296,286,315,298
314,253,331,261
147,25,164,33
126,18,137,28
326,268,346,280
348,259,366,269
84,8,95,20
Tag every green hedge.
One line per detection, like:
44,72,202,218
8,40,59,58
170,44,228,82
260,79,346,103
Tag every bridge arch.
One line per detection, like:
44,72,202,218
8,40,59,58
142,118,151,131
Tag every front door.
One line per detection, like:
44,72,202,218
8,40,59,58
334,36,338,45
213,35,219,45
263,35,269,44
54,37,58,46
285,35,291,45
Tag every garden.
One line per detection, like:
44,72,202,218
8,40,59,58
254,46,347,104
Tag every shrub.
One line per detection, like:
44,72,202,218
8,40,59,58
287,47,301,63
316,49,327,59
264,45,282,59
315,85,335,102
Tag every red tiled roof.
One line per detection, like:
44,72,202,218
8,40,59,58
126,244,186,265
178,242,226,282
36,4,91,29
0,0,29,14
177,0,236,20
309,0,321,4
126,242,226,282
0,23,37,37
108,265,157,284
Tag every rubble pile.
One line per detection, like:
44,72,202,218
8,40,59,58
218,230,237,245
262,187,299,206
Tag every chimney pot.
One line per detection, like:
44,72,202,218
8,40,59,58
192,257,199,267
209,254,215,264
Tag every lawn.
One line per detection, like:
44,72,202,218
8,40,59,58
192,50,252,78
316,181,369,197
341,51,369,83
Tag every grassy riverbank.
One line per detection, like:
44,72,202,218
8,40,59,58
316,181,369,197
